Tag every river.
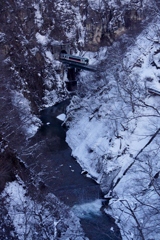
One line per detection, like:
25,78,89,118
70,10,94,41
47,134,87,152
24,100,121,240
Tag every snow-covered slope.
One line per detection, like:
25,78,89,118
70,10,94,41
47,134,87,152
1,179,86,240
66,15,160,240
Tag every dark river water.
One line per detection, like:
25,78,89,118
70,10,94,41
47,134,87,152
26,101,121,240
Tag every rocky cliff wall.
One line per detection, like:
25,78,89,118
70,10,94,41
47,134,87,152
0,0,151,142
0,0,151,106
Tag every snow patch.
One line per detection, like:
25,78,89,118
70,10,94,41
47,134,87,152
34,3,43,27
56,113,66,121
36,32,49,46
11,90,42,137
0,32,5,43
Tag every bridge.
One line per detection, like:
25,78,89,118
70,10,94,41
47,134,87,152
59,52,97,91
60,57,96,72
64,61,96,72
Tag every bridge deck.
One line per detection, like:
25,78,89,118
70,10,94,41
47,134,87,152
60,59,96,72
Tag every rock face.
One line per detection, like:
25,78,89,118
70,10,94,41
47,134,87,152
0,0,150,141
0,0,150,119
83,1,145,50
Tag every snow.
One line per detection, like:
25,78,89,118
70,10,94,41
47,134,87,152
88,0,105,11
88,0,133,9
34,3,43,27
36,32,49,46
0,32,5,42
2,180,87,240
153,52,160,68
66,14,160,240
30,47,38,56
106,145,160,239
2,180,34,238
42,89,59,108
107,0,148,7
66,116,108,181
45,50,54,61
56,113,66,121
11,90,42,138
